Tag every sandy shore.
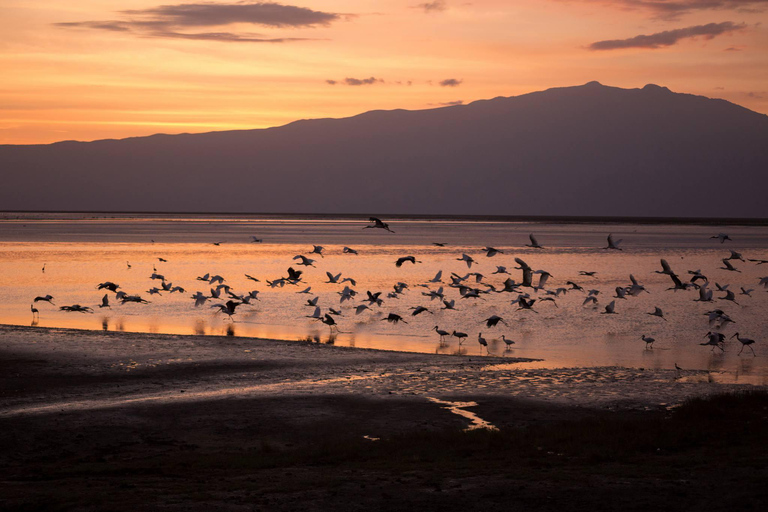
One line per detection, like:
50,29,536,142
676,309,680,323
2,324,766,511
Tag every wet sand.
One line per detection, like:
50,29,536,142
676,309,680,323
2,325,767,511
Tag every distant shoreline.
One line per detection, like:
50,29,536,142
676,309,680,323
2,210,767,226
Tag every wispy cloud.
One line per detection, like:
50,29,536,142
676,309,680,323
415,1,448,13
559,1,768,20
56,2,344,43
439,78,463,87
439,100,464,106
326,77,384,86
589,21,746,50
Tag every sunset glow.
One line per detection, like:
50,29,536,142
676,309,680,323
2,0,767,144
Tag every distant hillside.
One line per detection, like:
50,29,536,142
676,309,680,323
2,82,767,217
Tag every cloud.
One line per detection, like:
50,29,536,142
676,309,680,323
326,79,338,85
344,77,383,86
559,1,768,20
416,1,448,12
439,78,463,87
746,91,765,98
56,2,344,43
589,21,746,50
440,100,464,106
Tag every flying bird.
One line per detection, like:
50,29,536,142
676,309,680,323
364,217,395,233
604,234,623,250
526,234,543,249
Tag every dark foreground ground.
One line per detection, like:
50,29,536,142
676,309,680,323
2,391,768,512
1,325,767,510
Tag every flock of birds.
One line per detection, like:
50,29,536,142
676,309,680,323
29,218,765,359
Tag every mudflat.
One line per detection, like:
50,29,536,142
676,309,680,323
1,324,766,511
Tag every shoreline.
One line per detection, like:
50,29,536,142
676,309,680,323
2,210,767,225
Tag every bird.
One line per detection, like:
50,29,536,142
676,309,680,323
534,270,552,291
97,281,120,292
501,335,515,349
33,295,55,305
719,290,739,305
579,271,597,277
526,234,543,249
482,246,503,257
492,266,509,275
442,299,456,310
343,246,358,255
325,272,342,284
30,304,39,318
306,306,322,319
305,296,319,307
395,256,420,267
354,304,370,315
477,333,488,354
191,291,208,307
410,306,433,316
126,261,132,270
701,332,726,352
740,287,754,296
211,300,241,321
284,267,303,283
726,249,745,262
647,307,667,321
428,270,443,283
41,263,46,273
245,274,260,282
731,333,756,356
364,217,394,233
251,236,263,243
293,255,316,267
641,335,655,349
711,233,731,243
483,315,507,328
433,326,450,343
319,314,338,332
59,304,93,313
422,287,444,301
310,245,324,258
516,297,538,313
515,258,533,288
604,234,623,250
601,300,617,314
452,330,468,345
720,259,741,272
99,294,110,308
382,313,407,324
457,254,475,268
654,259,677,277
158,257,168,262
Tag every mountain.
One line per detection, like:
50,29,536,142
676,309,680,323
2,82,767,217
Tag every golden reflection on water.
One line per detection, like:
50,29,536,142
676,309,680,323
1,220,768,383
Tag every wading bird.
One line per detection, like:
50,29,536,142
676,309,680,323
731,333,756,356
433,326,450,343
477,333,488,354
501,335,515,349
641,335,655,349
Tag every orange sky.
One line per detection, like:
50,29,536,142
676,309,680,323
2,0,767,144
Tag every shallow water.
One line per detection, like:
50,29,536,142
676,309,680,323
1,214,767,383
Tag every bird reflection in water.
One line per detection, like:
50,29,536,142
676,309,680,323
193,320,206,336
226,324,236,336
101,317,109,331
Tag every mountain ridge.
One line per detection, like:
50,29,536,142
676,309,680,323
2,82,767,217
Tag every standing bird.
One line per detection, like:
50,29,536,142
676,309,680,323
477,333,489,354
641,335,655,349
501,335,515,349
604,234,623,250
452,330,468,346
526,234,543,249
433,326,450,343
364,217,395,233
41,263,46,273
30,304,39,319
731,333,756,356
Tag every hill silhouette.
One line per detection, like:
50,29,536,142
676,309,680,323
2,82,767,217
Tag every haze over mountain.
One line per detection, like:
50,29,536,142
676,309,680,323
2,82,767,218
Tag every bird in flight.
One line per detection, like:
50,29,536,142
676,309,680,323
364,217,395,233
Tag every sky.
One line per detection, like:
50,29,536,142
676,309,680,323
1,0,767,145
